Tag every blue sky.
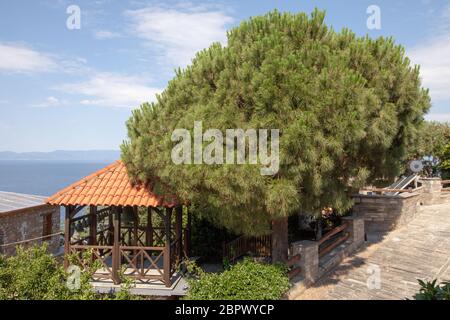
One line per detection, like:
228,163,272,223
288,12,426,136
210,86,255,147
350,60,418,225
0,0,449,152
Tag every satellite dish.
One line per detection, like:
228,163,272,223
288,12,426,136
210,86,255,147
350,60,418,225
409,160,423,173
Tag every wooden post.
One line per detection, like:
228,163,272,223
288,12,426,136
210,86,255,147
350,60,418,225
185,208,191,256
163,207,172,287
175,206,183,261
112,207,121,284
146,207,153,246
132,206,139,267
64,206,72,269
108,208,113,245
118,207,122,245
89,205,97,245
271,216,288,263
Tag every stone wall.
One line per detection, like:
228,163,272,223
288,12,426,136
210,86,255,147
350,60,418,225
420,178,443,205
441,192,450,204
287,217,365,298
287,178,446,299
352,178,446,234
352,192,421,233
0,205,60,256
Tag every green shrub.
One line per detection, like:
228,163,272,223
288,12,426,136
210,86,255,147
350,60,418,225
440,141,450,179
413,279,450,300
0,244,133,300
186,259,289,300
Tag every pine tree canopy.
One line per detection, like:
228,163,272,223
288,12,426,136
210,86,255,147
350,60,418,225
121,9,431,235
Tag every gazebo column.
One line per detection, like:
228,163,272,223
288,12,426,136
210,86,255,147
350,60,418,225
108,208,113,245
89,205,97,245
112,206,121,284
146,207,153,246
163,207,172,287
133,206,139,246
64,205,73,269
175,206,183,261
184,208,191,256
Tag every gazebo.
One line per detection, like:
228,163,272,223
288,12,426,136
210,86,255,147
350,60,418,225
46,160,191,288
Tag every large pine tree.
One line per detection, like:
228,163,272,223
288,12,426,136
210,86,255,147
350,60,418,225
121,10,430,237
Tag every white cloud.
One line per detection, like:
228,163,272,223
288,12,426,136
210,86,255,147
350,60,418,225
31,96,68,108
124,4,233,67
408,3,450,102
409,34,450,102
93,30,122,39
55,72,161,108
0,43,57,73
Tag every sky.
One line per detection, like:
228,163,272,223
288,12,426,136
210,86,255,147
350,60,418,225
0,0,449,152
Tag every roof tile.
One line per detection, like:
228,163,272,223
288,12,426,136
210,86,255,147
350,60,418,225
46,160,178,208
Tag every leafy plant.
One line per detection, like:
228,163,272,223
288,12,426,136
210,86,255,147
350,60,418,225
439,141,450,179
406,121,450,177
413,279,450,300
186,258,289,300
0,244,135,300
0,244,70,300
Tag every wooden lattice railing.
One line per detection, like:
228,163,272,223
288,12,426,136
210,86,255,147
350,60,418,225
223,234,272,263
120,226,168,247
69,244,170,285
120,246,166,283
70,245,114,280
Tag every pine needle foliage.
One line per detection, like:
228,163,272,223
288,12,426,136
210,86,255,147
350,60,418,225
121,10,430,235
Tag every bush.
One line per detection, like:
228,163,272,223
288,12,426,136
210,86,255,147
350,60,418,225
413,279,450,300
0,244,133,300
186,259,289,300
440,141,450,179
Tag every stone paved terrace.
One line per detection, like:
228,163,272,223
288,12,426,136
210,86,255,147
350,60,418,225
294,202,450,300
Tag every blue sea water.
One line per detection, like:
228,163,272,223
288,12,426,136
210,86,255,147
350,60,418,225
0,160,110,196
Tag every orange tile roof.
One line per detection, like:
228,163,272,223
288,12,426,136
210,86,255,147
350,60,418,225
46,160,178,207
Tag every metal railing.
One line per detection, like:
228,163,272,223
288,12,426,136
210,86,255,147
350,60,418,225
223,234,272,263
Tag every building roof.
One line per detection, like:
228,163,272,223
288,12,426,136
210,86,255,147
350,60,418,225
0,191,47,214
46,160,178,208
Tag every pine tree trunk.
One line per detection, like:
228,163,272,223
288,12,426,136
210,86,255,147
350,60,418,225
271,217,288,262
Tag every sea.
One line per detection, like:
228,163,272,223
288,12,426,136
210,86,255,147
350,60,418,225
0,160,110,196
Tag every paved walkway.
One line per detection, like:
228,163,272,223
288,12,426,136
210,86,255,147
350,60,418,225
295,203,450,300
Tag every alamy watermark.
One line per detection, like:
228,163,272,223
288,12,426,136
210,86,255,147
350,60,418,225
66,5,81,30
171,121,279,175
66,265,81,290
366,264,381,290
367,5,381,30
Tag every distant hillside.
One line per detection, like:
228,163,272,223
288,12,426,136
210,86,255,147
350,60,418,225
0,150,120,161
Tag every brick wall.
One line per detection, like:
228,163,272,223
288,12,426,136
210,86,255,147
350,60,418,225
0,205,60,256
